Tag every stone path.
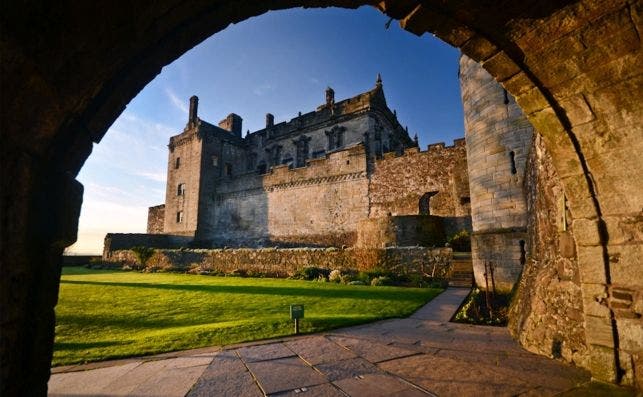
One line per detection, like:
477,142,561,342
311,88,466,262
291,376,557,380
49,288,595,396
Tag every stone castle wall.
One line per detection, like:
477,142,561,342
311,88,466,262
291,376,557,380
459,54,533,292
509,134,588,370
106,246,453,278
147,204,165,234
207,144,370,247
369,141,471,238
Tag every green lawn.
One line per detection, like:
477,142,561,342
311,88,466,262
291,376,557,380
54,267,442,366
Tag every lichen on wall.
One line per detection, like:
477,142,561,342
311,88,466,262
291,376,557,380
508,134,588,368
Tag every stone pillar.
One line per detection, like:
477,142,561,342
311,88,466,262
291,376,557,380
459,54,533,292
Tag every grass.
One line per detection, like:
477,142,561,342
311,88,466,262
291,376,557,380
53,267,442,366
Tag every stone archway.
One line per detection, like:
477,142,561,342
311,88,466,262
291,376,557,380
1,1,641,394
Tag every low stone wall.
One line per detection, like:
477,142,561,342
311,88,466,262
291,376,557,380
106,246,452,278
61,255,101,266
103,233,193,258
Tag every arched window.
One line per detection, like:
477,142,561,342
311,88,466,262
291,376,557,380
177,183,185,196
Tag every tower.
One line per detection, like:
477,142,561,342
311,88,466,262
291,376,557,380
163,95,215,237
459,54,534,292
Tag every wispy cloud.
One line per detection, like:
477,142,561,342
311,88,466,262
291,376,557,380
165,87,189,114
134,170,167,183
253,83,274,96
309,77,320,85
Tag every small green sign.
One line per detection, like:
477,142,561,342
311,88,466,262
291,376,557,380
290,304,304,320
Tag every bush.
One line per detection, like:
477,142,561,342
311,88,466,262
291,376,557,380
328,269,342,283
131,246,155,267
447,230,471,252
370,276,393,286
227,268,247,277
294,266,330,280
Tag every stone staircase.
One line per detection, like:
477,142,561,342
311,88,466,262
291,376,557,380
449,253,473,288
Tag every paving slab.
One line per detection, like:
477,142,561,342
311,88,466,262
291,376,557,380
333,373,429,397
48,361,142,396
285,336,356,365
378,353,541,397
314,357,383,382
328,336,417,363
269,383,346,397
237,342,296,363
246,356,328,395
188,351,262,397
410,288,469,322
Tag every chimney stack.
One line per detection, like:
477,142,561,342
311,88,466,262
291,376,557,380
325,87,335,107
189,95,198,125
266,113,274,128
218,113,243,137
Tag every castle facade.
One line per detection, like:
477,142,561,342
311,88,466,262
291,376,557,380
146,76,471,247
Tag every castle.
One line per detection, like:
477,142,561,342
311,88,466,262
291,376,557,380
145,75,472,248
102,58,623,379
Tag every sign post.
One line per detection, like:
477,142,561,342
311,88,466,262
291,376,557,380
290,304,304,334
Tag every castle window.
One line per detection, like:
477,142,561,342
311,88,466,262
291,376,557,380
212,155,218,167
247,153,257,171
176,211,184,223
326,126,345,151
177,183,185,196
272,147,281,166
224,163,232,177
509,151,517,174
175,157,181,169
460,196,471,205
293,136,310,168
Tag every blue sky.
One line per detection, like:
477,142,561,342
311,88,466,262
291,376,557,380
67,6,464,254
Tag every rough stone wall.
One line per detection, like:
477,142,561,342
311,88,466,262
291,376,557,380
102,233,193,259
509,134,588,370
146,204,165,234
107,246,452,277
369,142,470,223
356,215,446,248
210,145,369,247
459,54,533,292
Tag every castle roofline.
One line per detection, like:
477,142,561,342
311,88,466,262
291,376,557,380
246,78,390,140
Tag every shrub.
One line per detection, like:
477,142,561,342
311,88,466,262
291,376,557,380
328,269,342,283
228,268,247,277
356,271,372,284
371,276,393,286
131,246,155,267
447,230,471,252
294,266,330,280
339,274,355,284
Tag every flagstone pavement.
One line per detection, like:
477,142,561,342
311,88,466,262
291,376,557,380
49,288,630,396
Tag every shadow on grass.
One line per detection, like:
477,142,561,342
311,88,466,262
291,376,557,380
55,340,132,350
60,279,438,301
62,267,124,276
